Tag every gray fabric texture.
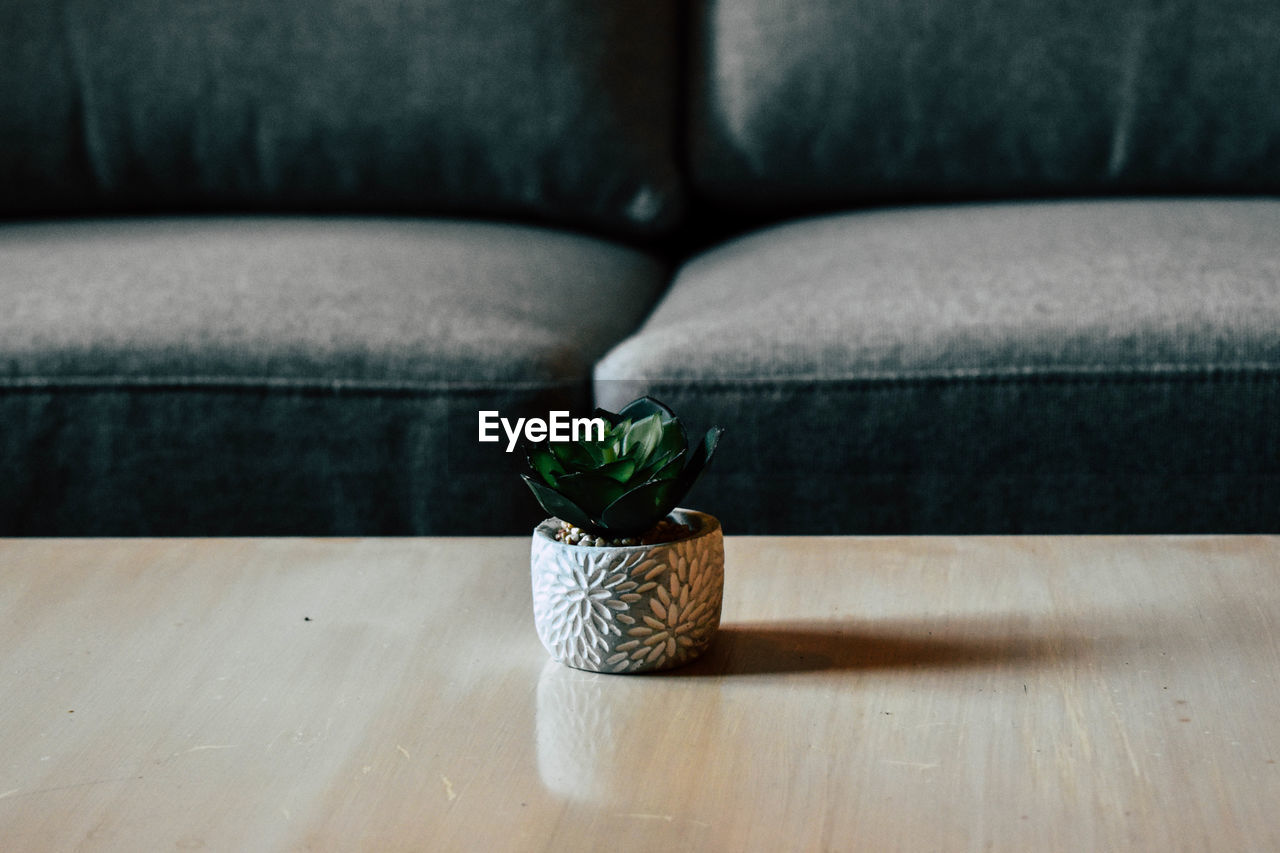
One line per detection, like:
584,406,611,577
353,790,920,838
691,0,1280,211
1,218,668,534
0,0,682,237
595,200,1280,532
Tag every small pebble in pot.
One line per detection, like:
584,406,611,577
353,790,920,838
554,517,692,547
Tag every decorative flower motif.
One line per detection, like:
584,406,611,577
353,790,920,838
532,540,647,669
531,515,724,674
609,549,720,670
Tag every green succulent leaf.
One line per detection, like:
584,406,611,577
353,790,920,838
593,458,637,483
581,441,608,466
550,440,595,471
676,426,724,495
622,413,665,461
652,417,685,460
521,474,597,532
618,396,677,422
635,448,684,483
554,471,629,515
527,446,564,487
519,397,722,537
701,425,724,465
599,478,681,536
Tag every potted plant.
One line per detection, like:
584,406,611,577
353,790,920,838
521,397,724,673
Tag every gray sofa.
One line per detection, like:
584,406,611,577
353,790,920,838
3,0,1277,535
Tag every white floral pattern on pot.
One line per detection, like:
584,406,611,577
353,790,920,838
531,509,724,673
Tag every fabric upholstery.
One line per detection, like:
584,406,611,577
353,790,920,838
0,0,682,237
690,0,1280,211
0,218,668,534
595,200,1280,532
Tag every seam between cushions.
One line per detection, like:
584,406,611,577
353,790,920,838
6,364,1278,395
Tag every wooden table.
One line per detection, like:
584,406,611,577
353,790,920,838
2,536,1278,851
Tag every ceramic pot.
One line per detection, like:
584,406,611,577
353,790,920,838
530,508,724,673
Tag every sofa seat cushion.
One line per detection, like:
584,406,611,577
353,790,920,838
1,217,667,534
595,199,1280,533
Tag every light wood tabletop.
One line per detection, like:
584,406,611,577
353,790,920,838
1,536,1278,852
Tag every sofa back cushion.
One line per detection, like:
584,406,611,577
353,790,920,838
0,0,681,237
690,0,1280,211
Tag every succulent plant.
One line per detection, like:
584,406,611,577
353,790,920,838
521,396,723,538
